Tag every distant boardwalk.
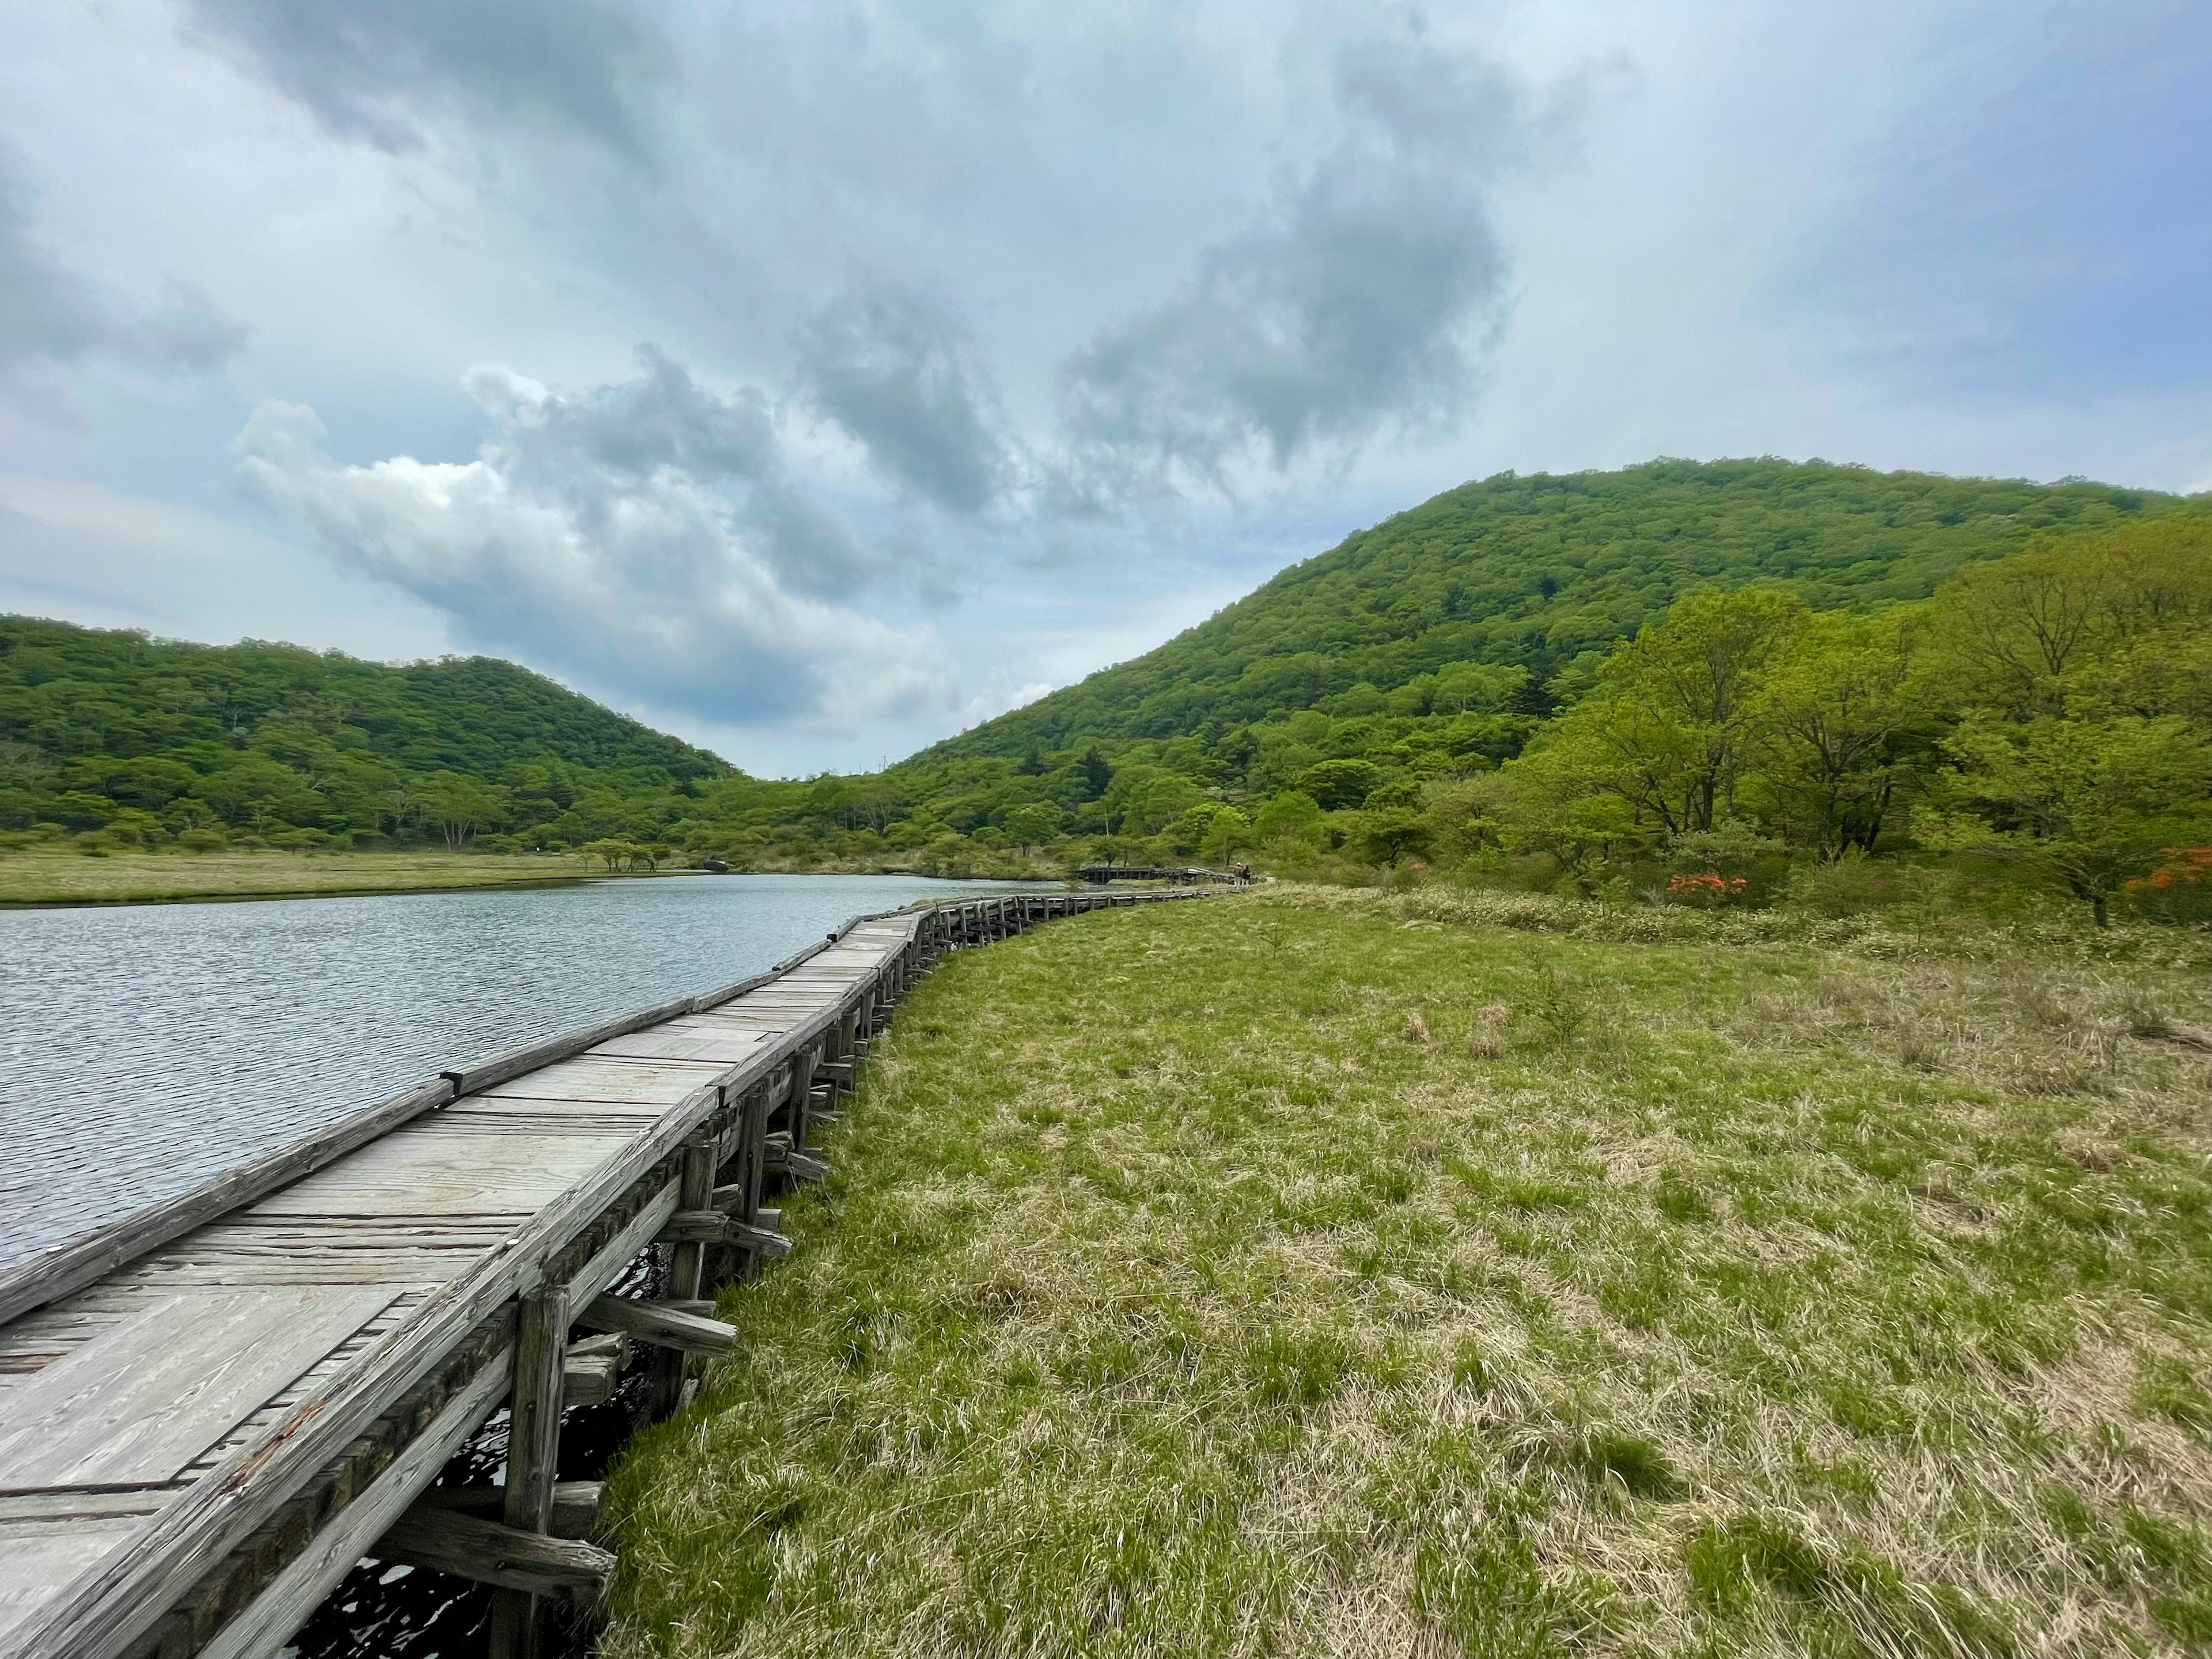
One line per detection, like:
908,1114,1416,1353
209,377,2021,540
0,888,1219,1659
1075,863,1249,885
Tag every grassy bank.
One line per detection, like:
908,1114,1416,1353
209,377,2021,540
0,847,611,906
607,887,2212,1658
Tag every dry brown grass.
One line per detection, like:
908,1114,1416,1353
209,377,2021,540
0,847,612,905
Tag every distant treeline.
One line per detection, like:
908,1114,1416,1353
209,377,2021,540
0,630,730,853
3,459,2207,921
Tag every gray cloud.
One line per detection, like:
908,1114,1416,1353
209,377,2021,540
796,271,1010,514
475,344,881,599
1058,37,1531,491
234,348,956,730
0,169,245,373
182,0,667,158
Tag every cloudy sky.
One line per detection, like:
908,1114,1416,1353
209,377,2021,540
2,1,2206,775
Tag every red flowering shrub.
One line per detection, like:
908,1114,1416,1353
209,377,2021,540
1666,872,1749,908
2126,849,2212,925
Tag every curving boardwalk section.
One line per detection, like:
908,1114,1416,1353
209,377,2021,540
0,889,1214,1659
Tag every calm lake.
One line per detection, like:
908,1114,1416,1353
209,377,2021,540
0,872,1037,1272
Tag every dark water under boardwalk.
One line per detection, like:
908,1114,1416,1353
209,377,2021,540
0,872,1032,1272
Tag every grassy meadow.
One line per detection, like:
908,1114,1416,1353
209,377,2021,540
0,847,606,905
606,886,2212,1658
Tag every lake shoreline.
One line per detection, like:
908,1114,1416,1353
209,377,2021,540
0,850,1070,910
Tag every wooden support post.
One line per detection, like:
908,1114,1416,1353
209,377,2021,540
790,1044,820,1152
718,1079,774,1283
650,1135,717,1418
489,1281,569,1659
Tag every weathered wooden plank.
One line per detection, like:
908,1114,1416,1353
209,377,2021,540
574,1297,737,1357
585,1030,768,1064
761,1132,829,1182
673,1209,790,1257
563,1183,679,1308
419,1481,603,1542
651,1138,718,1421
0,1287,393,1492
491,1283,569,1659
561,1335,627,1408
474,1056,734,1105
248,1132,615,1218
0,1522,148,1648
0,1078,454,1329
441,998,696,1096
378,1508,614,1599
0,1489,180,1525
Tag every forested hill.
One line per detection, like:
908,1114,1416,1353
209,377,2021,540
922,459,2180,759
0,618,731,848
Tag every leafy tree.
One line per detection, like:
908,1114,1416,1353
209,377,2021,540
1200,807,1253,865
1104,766,1206,834
1514,588,1808,837
417,771,509,847
1350,806,1427,866
194,757,323,831
1743,608,1922,859
1254,790,1323,844
1298,759,1381,808
1919,714,2212,925
1003,802,1062,853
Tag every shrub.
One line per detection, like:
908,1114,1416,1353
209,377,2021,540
1665,872,1749,907
2126,848,2212,926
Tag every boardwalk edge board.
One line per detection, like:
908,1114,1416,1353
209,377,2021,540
0,885,1232,1659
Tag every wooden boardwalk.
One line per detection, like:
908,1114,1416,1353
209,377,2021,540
0,888,1214,1659
1076,863,1249,885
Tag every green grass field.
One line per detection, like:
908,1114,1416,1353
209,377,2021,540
0,847,616,906
605,885,2212,1658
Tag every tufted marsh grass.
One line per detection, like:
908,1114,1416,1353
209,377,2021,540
604,885,2212,1658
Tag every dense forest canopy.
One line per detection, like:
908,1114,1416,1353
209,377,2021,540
4,457,2207,915
922,458,2174,758
0,624,730,850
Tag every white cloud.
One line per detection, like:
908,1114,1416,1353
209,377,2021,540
0,470,450,655
232,354,961,736
2,0,2207,775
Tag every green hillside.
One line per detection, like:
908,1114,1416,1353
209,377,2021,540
5,456,2205,898
0,619,731,850
929,458,2172,757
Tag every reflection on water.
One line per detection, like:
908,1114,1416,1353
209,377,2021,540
0,872,1034,1271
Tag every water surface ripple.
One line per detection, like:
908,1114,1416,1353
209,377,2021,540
0,873,1032,1271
